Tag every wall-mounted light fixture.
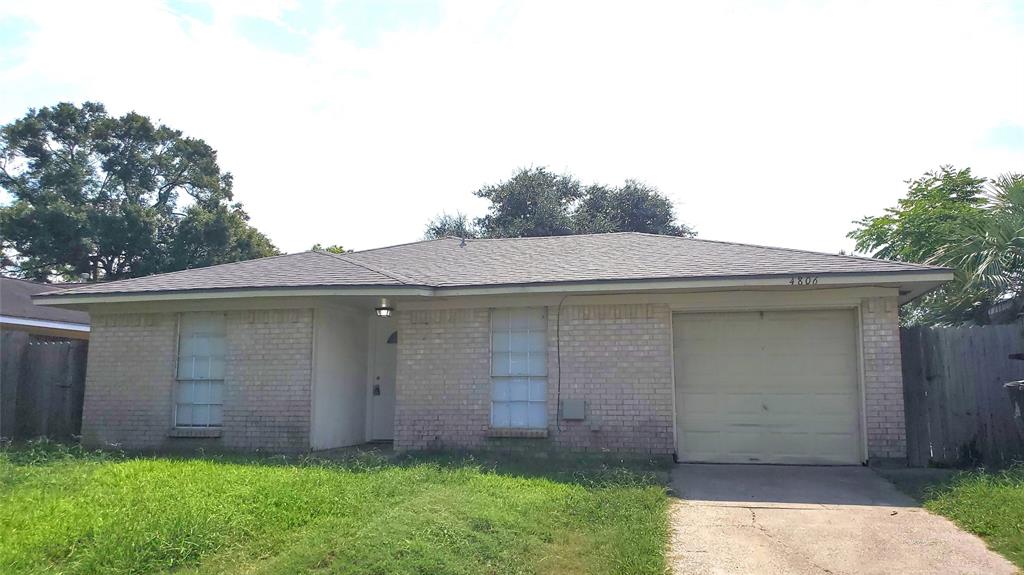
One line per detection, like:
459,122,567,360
375,298,394,318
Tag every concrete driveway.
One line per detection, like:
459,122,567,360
668,464,1017,575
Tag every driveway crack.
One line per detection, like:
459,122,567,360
746,506,836,575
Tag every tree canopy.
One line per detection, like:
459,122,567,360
423,212,479,240
0,102,277,281
425,167,693,239
310,244,348,254
849,166,1024,325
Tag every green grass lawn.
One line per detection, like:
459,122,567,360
883,465,1024,569
0,441,670,575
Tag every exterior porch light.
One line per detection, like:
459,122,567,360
375,298,394,318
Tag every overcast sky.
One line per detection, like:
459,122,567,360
1,0,1022,254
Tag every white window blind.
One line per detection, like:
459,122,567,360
490,307,547,429
175,313,225,427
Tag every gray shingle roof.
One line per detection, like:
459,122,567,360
346,233,944,287
38,232,948,298
44,250,406,296
1,277,90,323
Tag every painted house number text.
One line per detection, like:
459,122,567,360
789,276,819,286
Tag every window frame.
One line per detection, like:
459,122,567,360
489,307,548,430
174,312,226,429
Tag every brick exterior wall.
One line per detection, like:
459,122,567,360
220,310,314,452
395,299,907,461
861,296,907,459
394,309,492,450
549,304,675,454
80,295,907,460
81,313,178,449
81,309,314,452
393,304,675,455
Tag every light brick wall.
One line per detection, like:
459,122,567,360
549,304,675,453
861,296,907,459
394,309,491,450
220,309,314,452
81,309,314,452
393,304,675,454
81,313,178,449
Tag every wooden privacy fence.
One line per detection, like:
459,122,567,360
901,324,1024,468
0,331,88,440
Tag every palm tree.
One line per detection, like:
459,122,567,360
935,174,1024,324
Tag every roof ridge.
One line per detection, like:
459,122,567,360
628,232,949,271
454,232,633,243
317,250,427,286
347,236,458,255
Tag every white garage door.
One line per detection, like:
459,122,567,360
673,309,862,465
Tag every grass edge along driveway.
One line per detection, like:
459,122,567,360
882,465,1024,570
0,441,670,575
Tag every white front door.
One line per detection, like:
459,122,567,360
370,316,397,441
673,309,863,464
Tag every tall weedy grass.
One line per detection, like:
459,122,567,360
0,440,669,575
923,464,1024,568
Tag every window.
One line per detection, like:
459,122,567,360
490,307,547,428
175,313,225,427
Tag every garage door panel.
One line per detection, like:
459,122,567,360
677,393,719,417
674,309,862,465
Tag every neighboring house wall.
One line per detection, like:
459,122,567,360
81,309,314,452
394,303,676,455
311,305,368,450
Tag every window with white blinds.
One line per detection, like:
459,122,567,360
490,307,547,429
175,313,225,428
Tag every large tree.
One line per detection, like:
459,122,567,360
427,167,692,240
574,180,694,236
0,102,277,281
473,167,583,238
848,166,1015,325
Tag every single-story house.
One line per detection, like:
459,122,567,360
34,233,952,464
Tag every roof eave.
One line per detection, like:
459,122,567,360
32,269,953,307
32,284,434,306
428,269,954,297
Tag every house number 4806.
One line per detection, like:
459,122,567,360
789,276,819,286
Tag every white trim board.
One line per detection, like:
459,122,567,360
0,315,90,332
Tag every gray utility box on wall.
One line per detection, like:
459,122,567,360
561,399,585,420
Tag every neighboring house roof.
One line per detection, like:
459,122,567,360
33,232,952,303
1,276,90,337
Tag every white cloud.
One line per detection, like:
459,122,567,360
1,0,1021,253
